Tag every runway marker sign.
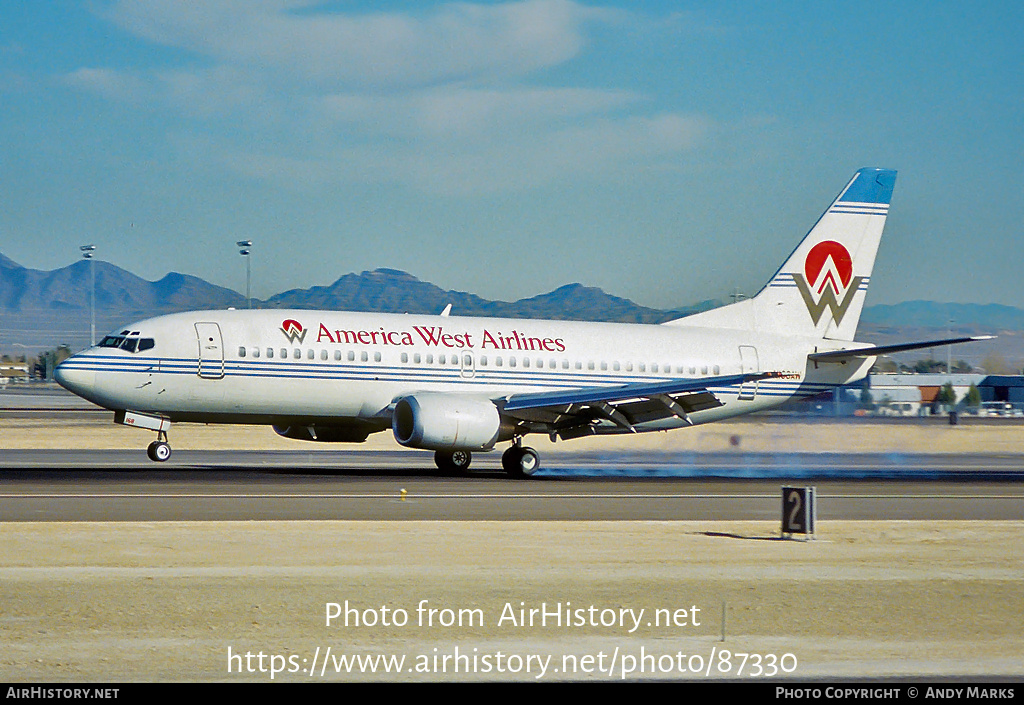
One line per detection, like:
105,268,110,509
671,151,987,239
782,486,816,539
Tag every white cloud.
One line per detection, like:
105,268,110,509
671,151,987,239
103,0,599,88
316,86,640,139
64,67,150,102
220,110,707,195
70,1,709,194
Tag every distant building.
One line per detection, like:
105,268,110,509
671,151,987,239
868,373,985,414
0,362,30,384
978,376,1024,406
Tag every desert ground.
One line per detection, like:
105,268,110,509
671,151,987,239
1,417,1022,681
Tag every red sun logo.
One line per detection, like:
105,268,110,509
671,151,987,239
804,240,853,294
280,319,307,343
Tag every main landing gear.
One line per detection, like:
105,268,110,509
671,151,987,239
434,449,471,475
431,440,541,478
502,440,540,479
146,431,172,462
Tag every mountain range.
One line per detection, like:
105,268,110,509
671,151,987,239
1,253,1021,358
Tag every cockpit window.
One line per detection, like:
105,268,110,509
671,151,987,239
99,335,155,353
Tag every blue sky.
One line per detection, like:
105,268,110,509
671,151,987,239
1,1,1021,309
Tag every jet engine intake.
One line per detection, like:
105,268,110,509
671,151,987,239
392,393,503,451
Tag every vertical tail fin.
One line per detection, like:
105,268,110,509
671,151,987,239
667,167,897,341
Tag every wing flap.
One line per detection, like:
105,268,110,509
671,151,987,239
502,372,759,411
499,372,770,438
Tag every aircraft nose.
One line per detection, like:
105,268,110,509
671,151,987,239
54,358,97,398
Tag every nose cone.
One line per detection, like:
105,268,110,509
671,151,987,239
55,357,98,402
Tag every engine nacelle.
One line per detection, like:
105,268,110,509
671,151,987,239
392,393,503,451
272,424,370,443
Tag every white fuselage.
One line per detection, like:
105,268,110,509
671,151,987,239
55,308,870,437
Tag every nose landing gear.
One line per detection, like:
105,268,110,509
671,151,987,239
146,431,172,462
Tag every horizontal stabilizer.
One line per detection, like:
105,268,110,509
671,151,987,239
808,335,995,363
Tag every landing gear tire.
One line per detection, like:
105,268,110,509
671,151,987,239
502,445,540,478
147,440,171,462
434,449,472,475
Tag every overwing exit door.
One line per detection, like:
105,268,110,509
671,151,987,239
738,345,759,400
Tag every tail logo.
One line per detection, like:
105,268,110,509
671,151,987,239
280,319,307,344
792,241,864,326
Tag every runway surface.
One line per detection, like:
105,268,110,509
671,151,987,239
1,449,1021,521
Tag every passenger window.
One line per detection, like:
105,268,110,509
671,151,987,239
267,348,274,358
401,353,409,363
238,347,246,357
613,361,620,371
523,358,530,368
252,348,260,358
308,349,315,360
348,351,355,362
509,357,517,368
320,350,328,360
639,363,646,372
334,350,342,361
426,354,433,364
652,363,659,373
293,348,301,359
374,352,381,362
414,354,421,364
439,354,447,365
562,360,569,369
575,361,582,370
713,365,720,375
361,351,368,362
280,348,287,359
587,361,595,370
701,365,708,375
495,356,503,367
600,362,607,371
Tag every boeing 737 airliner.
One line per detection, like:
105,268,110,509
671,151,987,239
55,168,986,476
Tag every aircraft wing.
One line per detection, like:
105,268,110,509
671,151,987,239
808,335,994,363
499,372,775,439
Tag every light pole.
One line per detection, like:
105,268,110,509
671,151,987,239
947,318,954,374
237,240,252,309
80,245,96,346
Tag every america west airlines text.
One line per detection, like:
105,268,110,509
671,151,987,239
313,324,567,353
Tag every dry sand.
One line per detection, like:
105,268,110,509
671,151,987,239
0,520,1022,682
